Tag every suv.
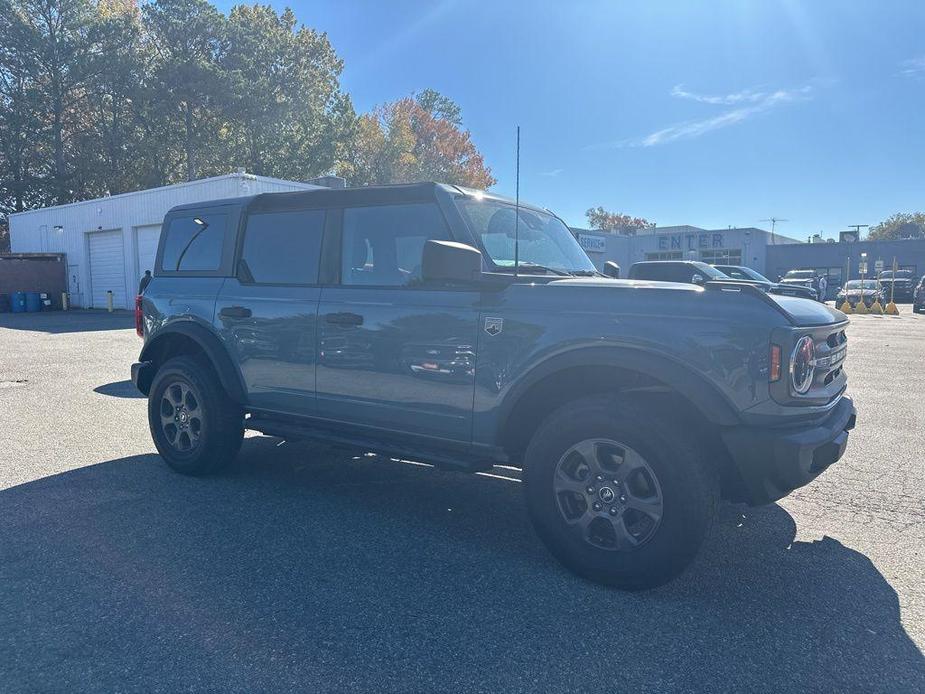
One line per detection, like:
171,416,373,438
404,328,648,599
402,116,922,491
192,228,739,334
915,276,925,313
713,264,817,301
778,270,820,300
132,183,856,589
877,269,915,302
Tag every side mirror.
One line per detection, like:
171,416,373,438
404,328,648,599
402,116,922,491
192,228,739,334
422,240,483,284
603,261,621,279
692,273,705,285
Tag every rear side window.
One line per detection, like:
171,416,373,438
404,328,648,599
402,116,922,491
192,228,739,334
341,203,450,286
160,214,227,272
240,209,325,284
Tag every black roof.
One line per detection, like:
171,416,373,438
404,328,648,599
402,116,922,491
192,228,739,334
168,182,550,216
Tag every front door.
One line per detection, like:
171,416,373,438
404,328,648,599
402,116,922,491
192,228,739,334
316,202,480,443
215,208,326,416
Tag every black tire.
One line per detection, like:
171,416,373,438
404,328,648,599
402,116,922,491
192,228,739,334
148,355,243,476
523,394,719,590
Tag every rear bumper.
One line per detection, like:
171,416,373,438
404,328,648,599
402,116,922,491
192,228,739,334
722,396,856,505
131,360,155,396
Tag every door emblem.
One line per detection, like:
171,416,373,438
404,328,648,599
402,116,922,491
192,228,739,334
484,317,503,336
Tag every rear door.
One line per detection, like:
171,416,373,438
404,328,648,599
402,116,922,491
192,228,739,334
215,207,326,416
315,202,480,443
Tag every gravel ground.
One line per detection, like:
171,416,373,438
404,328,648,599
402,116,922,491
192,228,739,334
0,309,923,692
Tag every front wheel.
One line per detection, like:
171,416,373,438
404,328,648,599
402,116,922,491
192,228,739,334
148,356,244,475
524,395,719,590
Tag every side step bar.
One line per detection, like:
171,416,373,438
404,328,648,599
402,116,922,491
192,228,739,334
246,416,495,474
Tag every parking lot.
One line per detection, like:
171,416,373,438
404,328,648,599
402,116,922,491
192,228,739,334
1,309,923,692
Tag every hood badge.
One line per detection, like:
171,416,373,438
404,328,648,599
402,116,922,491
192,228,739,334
484,317,503,336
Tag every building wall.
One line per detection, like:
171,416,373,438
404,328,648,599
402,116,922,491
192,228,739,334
766,238,925,288
8,173,318,309
573,226,802,277
0,254,67,308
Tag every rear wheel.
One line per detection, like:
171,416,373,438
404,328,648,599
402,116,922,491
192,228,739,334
524,395,719,589
148,356,243,475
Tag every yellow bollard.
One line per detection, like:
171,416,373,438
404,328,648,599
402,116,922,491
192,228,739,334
855,300,869,315
839,300,853,314
106,290,113,313
869,300,884,315
886,301,900,315
61,292,69,311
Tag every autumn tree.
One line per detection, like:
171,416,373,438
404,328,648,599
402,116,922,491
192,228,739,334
585,207,654,235
867,212,925,241
341,91,495,189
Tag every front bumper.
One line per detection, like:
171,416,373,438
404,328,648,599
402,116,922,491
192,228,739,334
131,360,155,396
722,396,856,505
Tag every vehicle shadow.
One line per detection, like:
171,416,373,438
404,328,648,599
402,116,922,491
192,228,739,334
0,310,133,334
2,436,922,692
93,380,145,399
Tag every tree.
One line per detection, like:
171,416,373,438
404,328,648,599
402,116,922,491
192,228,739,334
341,91,495,189
220,4,354,180
585,206,654,235
867,213,925,241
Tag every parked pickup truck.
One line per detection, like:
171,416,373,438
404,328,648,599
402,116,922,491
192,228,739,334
132,183,856,589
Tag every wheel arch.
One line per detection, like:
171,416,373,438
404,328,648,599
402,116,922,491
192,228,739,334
495,346,740,461
137,322,246,403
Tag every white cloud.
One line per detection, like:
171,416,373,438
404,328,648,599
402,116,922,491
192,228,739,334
900,56,925,78
540,168,563,177
603,84,812,148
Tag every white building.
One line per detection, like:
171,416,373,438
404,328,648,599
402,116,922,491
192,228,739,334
8,172,322,309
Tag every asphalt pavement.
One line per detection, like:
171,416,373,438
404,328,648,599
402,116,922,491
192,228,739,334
1,308,923,692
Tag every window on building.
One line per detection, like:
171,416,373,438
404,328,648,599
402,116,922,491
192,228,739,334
644,251,683,261
161,214,227,272
700,249,742,265
240,209,325,284
341,203,450,286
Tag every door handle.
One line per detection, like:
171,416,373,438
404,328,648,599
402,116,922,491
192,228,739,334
220,306,252,319
325,312,363,326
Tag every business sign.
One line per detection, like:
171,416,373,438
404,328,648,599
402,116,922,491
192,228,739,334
578,234,607,253
840,230,859,243
657,232,725,252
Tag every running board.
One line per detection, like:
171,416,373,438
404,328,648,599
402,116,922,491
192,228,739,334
246,417,494,474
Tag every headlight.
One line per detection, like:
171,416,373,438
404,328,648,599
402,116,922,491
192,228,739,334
790,336,815,394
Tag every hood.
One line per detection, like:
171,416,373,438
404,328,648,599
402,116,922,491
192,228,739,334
841,289,878,296
765,293,847,326
780,278,812,284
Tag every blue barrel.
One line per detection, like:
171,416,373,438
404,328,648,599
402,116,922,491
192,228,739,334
25,292,42,312
11,291,26,313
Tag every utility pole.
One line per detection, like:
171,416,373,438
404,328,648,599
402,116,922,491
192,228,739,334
760,217,789,245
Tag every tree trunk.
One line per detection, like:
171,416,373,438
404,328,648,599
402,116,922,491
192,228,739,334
184,102,196,181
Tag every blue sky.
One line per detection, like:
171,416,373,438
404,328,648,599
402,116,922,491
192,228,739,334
216,0,925,237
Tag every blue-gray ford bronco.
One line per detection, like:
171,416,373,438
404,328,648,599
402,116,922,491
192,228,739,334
131,183,856,589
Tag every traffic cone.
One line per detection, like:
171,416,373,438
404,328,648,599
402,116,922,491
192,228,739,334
870,300,884,315
855,301,869,314
886,301,900,315
839,300,853,314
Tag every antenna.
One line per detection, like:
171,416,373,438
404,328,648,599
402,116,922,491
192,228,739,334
514,125,521,278
759,217,789,244
846,223,869,238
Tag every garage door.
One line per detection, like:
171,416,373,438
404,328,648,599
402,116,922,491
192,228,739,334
135,224,161,278
88,230,127,309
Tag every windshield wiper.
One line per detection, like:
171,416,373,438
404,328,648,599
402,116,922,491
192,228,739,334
498,262,573,277
569,269,605,277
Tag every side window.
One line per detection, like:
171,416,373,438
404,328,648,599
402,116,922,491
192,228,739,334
161,213,226,272
240,209,325,284
341,203,450,286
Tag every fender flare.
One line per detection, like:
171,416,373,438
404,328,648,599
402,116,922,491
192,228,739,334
495,345,741,441
139,321,247,404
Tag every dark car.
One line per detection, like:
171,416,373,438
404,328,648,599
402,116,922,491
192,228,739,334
914,275,925,313
779,269,820,300
713,264,817,300
131,182,856,590
627,260,729,284
877,270,916,302
835,279,885,308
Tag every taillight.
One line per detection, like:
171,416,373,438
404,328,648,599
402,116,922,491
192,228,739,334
790,336,815,394
769,344,781,382
135,295,144,338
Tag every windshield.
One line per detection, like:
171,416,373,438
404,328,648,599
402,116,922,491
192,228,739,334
785,270,815,279
455,197,596,274
693,262,729,280
717,266,770,282
846,280,879,289
880,271,911,279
